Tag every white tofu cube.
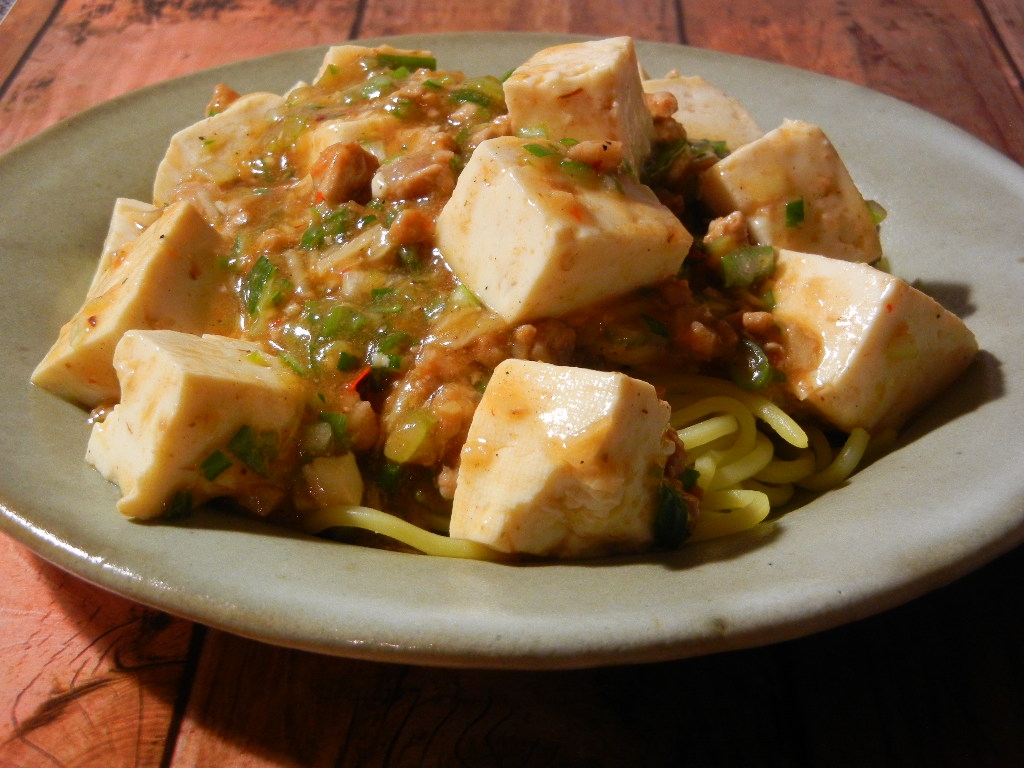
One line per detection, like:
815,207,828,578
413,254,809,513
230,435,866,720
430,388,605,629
700,119,882,263
153,91,285,205
450,359,673,558
31,201,232,408
642,75,763,151
91,198,161,293
313,44,435,84
297,44,437,170
769,249,978,434
86,330,307,520
435,136,692,323
503,37,655,172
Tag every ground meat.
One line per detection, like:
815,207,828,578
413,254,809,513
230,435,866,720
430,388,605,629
645,91,687,144
373,149,457,201
512,319,577,365
671,307,739,362
566,140,625,174
344,397,380,453
425,382,482,466
705,211,747,242
311,141,379,205
205,83,240,116
388,207,434,246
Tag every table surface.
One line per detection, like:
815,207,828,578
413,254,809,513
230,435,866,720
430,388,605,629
3,1,1024,765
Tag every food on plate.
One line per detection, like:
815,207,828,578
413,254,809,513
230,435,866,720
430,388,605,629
31,37,978,559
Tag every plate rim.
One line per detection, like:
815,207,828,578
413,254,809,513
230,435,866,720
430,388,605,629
2,31,1023,669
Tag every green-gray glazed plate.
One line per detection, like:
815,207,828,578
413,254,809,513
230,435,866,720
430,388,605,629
2,33,1022,669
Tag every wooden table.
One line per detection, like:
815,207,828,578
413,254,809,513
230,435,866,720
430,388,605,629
3,1,1023,765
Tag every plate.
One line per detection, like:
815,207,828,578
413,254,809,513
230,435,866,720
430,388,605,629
2,33,1022,669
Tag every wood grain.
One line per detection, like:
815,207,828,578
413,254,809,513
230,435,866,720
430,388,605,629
168,547,1024,766
356,0,681,42
0,0,361,153
0,0,61,89
0,536,194,768
682,0,1024,164
2,0,1024,765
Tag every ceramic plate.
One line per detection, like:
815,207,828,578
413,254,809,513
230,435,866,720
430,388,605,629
2,33,1022,669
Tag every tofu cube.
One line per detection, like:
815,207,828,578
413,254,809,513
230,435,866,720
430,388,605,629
91,198,161,293
153,91,285,206
435,136,692,323
503,37,655,172
313,44,436,85
642,75,763,151
450,359,673,558
700,119,882,263
86,330,307,520
297,45,437,170
769,249,978,434
31,201,232,408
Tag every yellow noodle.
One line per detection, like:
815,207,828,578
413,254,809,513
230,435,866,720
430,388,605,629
744,478,796,507
303,505,507,561
662,374,808,448
675,413,739,449
674,396,758,466
690,489,771,542
708,432,775,490
804,425,835,471
692,452,721,491
754,449,818,484
797,428,871,491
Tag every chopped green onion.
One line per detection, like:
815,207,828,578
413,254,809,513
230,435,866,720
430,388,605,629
680,467,700,491
377,462,404,492
200,450,233,481
730,339,775,391
166,490,193,520
322,305,367,339
242,255,289,316
785,198,805,227
337,351,361,371
227,425,278,478
319,411,351,452
448,76,505,109
449,88,491,107
721,245,775,289
654,483,691,548
558,158,596,182
375,52,437,71
642,314,670,338
523,142,558,158
383,408,437,463
385,97,414,118
867,199,888,225
642,138,687,185
378,331,411,353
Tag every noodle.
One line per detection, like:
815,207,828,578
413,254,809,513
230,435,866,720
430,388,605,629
303,505,507,560
665,381,871,542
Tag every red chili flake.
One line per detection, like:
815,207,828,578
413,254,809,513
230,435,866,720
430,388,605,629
87,315,98,327
347,364,373,391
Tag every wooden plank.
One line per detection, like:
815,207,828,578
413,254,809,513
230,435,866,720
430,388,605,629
169,547,1024,766
981,0,1024,93
0,0,361,153
0,534,194,767
357,0,681,43
0,0,61,91
683,0,1024,164
170,629,680,767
